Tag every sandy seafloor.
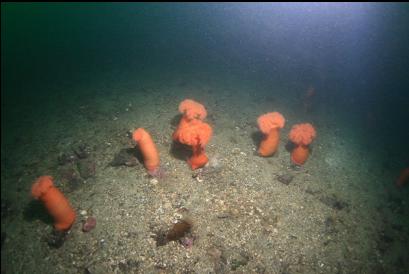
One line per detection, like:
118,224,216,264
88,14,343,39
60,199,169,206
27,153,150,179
1,67,408,274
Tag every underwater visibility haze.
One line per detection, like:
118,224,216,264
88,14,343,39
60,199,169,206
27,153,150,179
1,3,409,273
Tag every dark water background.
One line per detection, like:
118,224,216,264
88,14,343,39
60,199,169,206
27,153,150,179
2,3,409,171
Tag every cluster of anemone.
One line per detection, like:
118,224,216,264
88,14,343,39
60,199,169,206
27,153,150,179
117,100,319,174
256,112,317,165
133,99,213,172
31,96,409,240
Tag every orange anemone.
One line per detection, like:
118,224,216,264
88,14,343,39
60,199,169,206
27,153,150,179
257,112,285,157
132,128,160,173
173,119,213,170
31,176,76,231
173,99,207,141
288,123,316,165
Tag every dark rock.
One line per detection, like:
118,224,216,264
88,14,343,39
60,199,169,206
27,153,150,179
73,144,90,159
77,159,96,179
276,174,294,185
58,152,77,165
45,230,68,248
230,252,249,271
319,195,348,210
117,259,139,273
110,148,139,167
60,166,83,191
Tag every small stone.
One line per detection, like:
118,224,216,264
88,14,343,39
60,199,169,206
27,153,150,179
276,174,294,185
80,210,87,216
77,159,96,179
45,230,68,248
232,148,241,155
217,212,231,219
150,178,158,185
82,216,97,232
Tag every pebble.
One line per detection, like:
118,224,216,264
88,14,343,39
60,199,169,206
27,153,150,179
80,210,87,216
173,213,183,220
232,148,241,154
150,178,158,185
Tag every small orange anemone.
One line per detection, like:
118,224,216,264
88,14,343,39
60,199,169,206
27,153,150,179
173,119,213,170
257,112,285,157
288,123,316,165
132,128,160,173
31,176,76,231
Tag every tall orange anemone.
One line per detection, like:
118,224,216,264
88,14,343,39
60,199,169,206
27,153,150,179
173,99,207,141
31,176,76,231
173,119,213,170
132,128,160,173
289,123,316,165
396,167,409,187
257,112,285,157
